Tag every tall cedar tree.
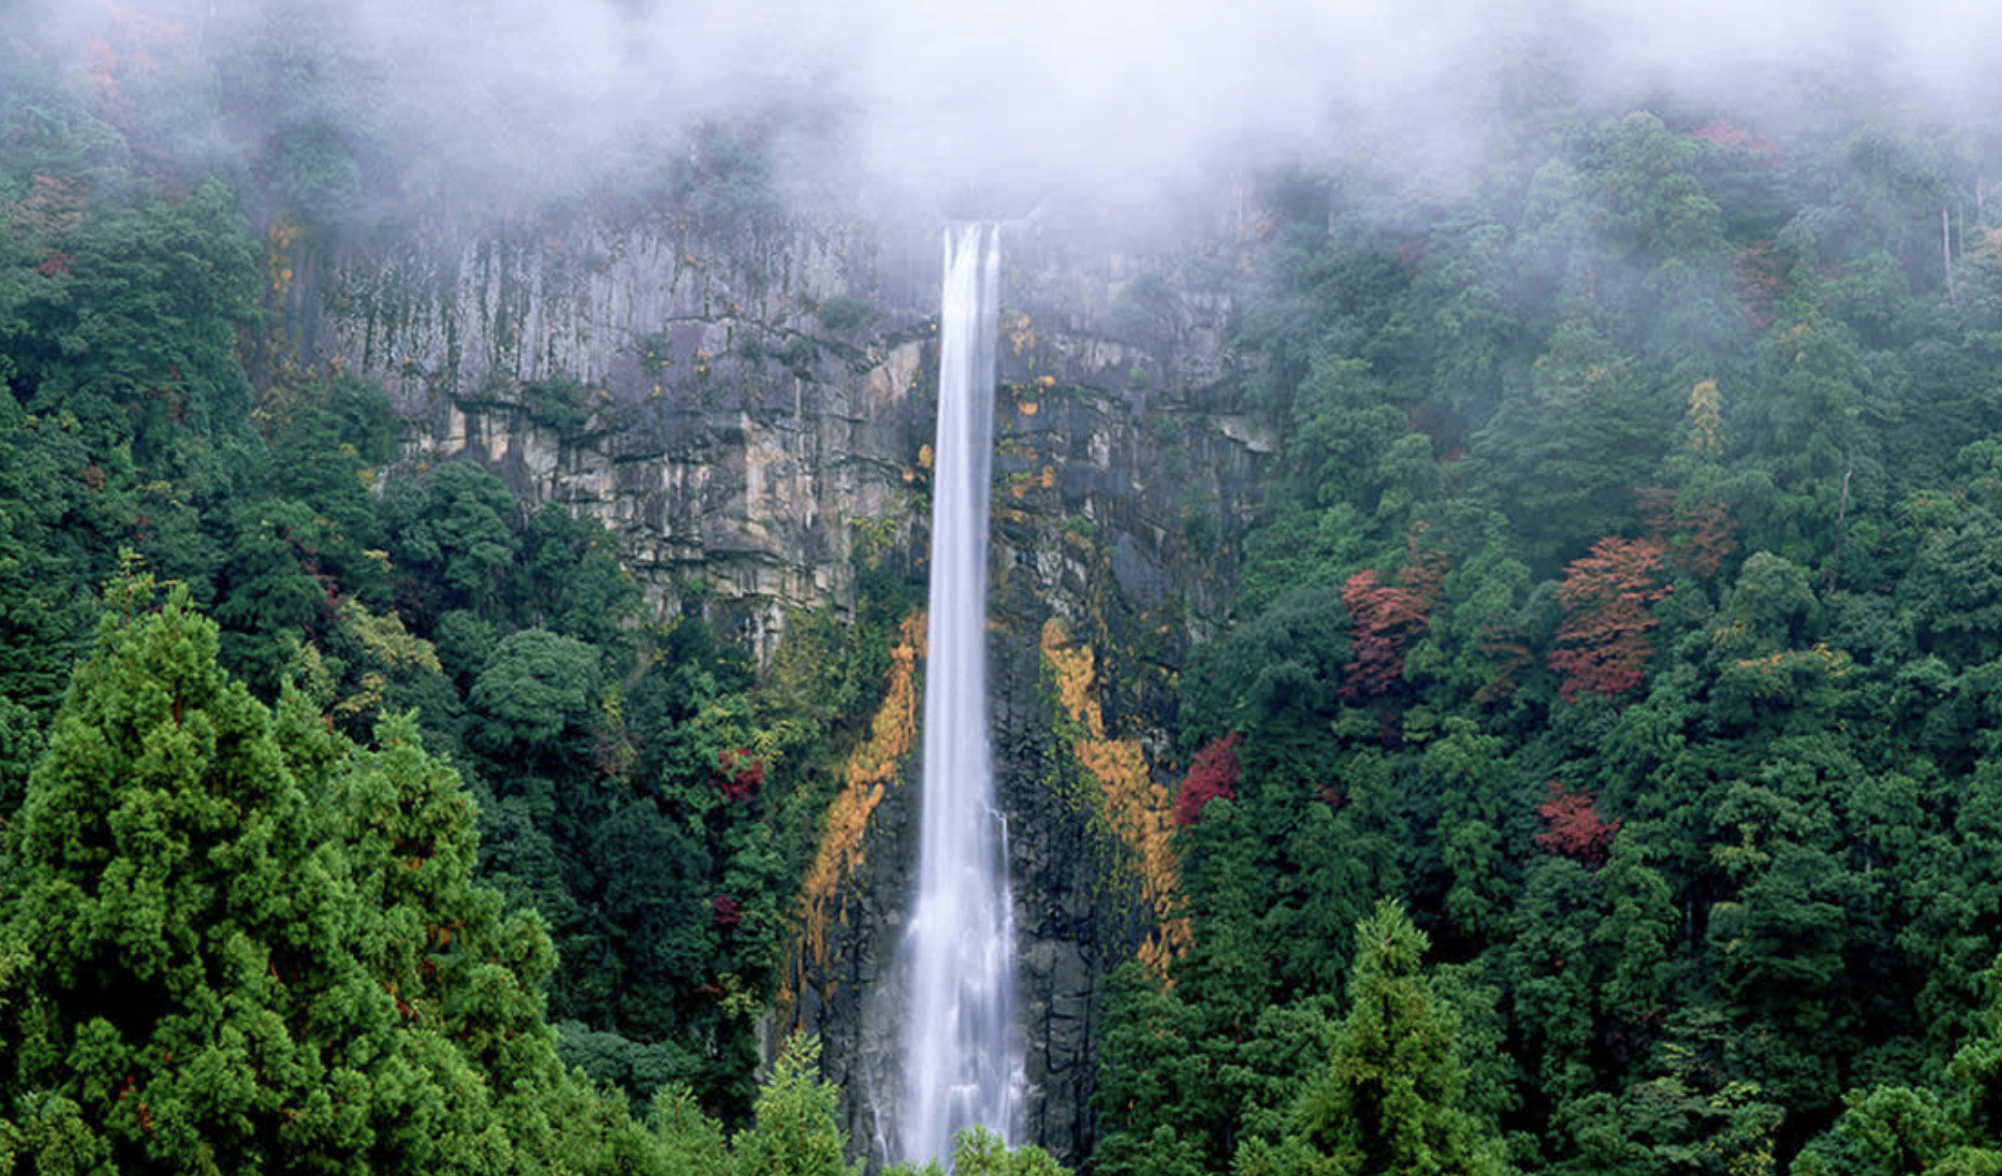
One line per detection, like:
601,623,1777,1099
0,578,664,1173
1826,953,2002,1175
0,579,436,1171
1234,899,1505,1176
731,1034,857,1176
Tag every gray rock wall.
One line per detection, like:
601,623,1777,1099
292,204,1272,1166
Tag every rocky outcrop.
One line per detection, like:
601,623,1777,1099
307,212,929,659
292,203,1274,1166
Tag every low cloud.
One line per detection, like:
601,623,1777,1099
12,0,2002,222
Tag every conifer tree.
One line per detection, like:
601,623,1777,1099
0,576,675,1173
1825,953,2002,1176
0,577,422,1172
1235,899,1507,1176
732,1035,854,1176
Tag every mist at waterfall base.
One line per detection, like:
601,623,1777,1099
877,222,1022,1170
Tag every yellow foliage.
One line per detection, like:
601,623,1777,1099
1004,312,1035,356
1709,620,1752,651
342,599,442,675
1687,379,1725,460
786,611,926,1014
1043,625,1099,732
266,220,301,295
1040,621,1190,975
333,671,389,721
1727,642,1851,704
330,600,443,724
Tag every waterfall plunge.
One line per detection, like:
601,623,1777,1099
897,221,1021,1168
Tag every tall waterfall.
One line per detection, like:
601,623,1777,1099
898,220,1020,1167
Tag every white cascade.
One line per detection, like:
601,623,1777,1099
898,220,1021,1168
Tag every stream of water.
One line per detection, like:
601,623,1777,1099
897,220,1021,1168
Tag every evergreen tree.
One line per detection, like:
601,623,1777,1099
1234,899,1507,1176
883,1125,1070,1176
0,577,426,1172
0,576,677,1173
731,1035,854,1176
1818,953,2002,1176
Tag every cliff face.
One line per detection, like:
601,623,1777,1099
301,210,925,659
293,205,1272,1165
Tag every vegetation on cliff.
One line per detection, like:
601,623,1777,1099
9,7,2002,1176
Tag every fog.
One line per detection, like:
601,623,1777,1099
11,0,2002,224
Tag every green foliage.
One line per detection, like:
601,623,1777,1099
1818,955,2002,1176
519,375,592,434
1135,79,2002,1176
884,1125,1070,1176
470,627,601,752
383,461,521,623
814,296,880,336
1,581,564,1169
1233,899,1507,1176
13,29,2002,1176
674,120,788,240
731,1035,855,1176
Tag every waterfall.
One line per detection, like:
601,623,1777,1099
897,220,1020,1168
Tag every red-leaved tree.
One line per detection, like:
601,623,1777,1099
1340,554,1444,700
1688,119,1780,157
1732,239,1787,330
1534,782,1622,868
1549,537,1669,702
1174,733,1243,827
716,747,765,801
1638,487,1739,583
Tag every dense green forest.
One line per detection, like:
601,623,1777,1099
1088,97,2002,1176
8,5,2002,1176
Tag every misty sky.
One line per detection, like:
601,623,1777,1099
12,0,2002,215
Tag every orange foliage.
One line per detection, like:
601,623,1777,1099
1689,119,1779,157
785,611,925,1015
80,6,184,123
5,175,84,280
1474,625,1534,707
1042,620,1190,975
1733,241,1787,329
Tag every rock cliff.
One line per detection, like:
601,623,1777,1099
290,201,1274,1165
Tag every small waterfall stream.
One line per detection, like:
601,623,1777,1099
896,220,1021,1168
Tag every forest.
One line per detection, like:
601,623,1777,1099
7,2,2002,1175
